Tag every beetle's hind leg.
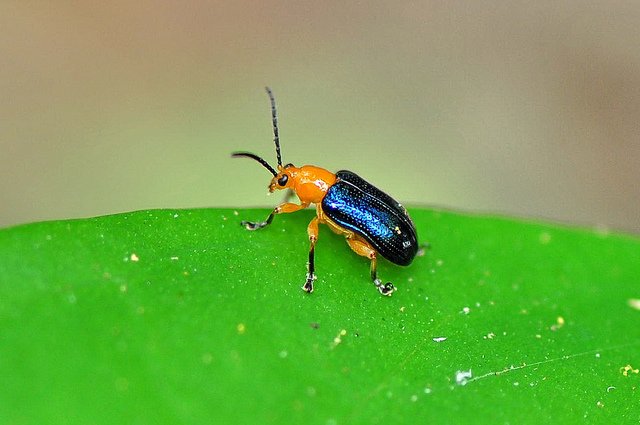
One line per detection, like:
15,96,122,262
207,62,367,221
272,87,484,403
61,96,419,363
370,257,395,296
302,217,320,293
345,237,395,296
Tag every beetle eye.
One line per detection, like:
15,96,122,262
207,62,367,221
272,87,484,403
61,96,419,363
277,175,289,187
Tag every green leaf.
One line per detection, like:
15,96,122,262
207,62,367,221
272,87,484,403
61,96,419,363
1,208,639,424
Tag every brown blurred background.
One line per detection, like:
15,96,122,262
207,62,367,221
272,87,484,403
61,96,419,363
1,2,638,232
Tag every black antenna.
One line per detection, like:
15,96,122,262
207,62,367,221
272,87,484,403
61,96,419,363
265,87,282,167
231,152,277,176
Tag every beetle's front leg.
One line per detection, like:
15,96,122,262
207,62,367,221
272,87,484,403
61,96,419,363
302,217,319,293
241,202,309,230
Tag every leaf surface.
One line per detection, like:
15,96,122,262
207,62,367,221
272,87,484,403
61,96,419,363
1,208,639,424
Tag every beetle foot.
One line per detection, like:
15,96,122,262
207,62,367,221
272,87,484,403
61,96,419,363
302,273,316,293
241,220,267,231
374,279,395,296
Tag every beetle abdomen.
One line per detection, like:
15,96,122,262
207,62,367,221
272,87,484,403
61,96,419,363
321,170,418,266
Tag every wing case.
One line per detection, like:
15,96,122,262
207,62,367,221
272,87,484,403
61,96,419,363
321,170,418,266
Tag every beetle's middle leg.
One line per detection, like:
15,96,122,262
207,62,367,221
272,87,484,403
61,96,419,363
345,236,395,296
302,216,320,293
241,202,309,230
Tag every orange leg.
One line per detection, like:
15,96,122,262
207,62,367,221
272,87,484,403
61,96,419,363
346,237,395,296
241,202,309,230
302,217,320,293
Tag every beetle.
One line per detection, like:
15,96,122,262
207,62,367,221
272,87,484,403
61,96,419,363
232,87,418,296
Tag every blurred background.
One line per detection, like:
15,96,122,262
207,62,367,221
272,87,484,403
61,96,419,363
1,2,639,232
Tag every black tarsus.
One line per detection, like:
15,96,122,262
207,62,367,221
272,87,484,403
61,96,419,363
303,243,316,293
370,259,395,296
240,207,276,231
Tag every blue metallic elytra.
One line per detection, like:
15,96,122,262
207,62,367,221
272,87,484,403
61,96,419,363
232,87,421,296
322,170,418,266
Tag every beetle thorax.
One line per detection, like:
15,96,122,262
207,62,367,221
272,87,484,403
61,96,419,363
287,165,336,204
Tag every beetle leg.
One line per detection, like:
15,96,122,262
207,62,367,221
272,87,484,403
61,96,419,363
302,217,320,293
370,257,395,296
345,237,395,296
241,202,309,230
241,210,275,230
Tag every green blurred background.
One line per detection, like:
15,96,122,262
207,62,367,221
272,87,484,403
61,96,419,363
1,2,638,232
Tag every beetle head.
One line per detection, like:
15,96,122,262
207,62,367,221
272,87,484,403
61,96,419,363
268,163,297,193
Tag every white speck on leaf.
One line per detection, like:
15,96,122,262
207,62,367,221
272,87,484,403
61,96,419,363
550,316,565,331
455,369,473,386
627,299,640,310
